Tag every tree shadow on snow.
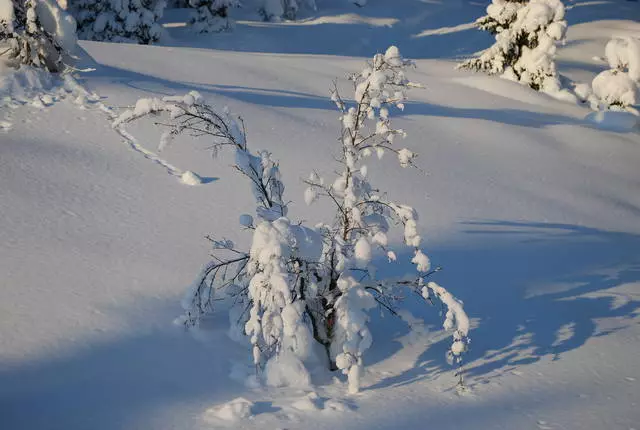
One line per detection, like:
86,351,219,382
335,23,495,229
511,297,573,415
0,301,248,430
86,63,591,132
365,221,640,391
160,0,487,60
156,0,640,60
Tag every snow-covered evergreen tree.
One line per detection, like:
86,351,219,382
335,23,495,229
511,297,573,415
115,47,470,394
459,0,567,92
167,0,189,7
188,0,238,33
0,0,77,72
70,0,166,44
259,0,316,21
476,0,528,35
591,37,640,109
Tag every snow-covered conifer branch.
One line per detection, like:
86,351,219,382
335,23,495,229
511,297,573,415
188,0,238,33
70,0,166,44
259,0,316,22
475,0,528,35
1,0,78,72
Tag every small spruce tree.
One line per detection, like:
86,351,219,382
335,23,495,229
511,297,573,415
459,0,567,92
70,0,166,44
188,0,238,33
591,37,640,110
259,0,316,21
114,47,470,394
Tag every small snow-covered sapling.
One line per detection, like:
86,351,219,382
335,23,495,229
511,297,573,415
114,46,470,394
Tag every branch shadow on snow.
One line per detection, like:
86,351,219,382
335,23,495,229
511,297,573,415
365,221,640,392
0,301,250,430
1,223,638,427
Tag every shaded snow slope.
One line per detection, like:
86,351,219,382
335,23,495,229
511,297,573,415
1,1,640,429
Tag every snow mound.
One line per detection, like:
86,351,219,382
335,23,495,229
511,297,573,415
291,391,321,411
0,65,55,102
180,170,203,185
586,110,639,132
264,350,312,388
290,392,350,413
324,398,349,412
203,397,254,422
453,75,556,107
592,70,638,107
229,362,261,388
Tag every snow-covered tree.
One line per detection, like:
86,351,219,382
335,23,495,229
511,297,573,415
459,0,567,92
188,0,238,33
0,0,77,72
167,0,189,7
476,0,528,35
70,0,166,44
591,37,640,110
115,47,470,394
259,0,316,21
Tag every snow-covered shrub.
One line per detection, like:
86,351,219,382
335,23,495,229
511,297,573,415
0,0,77,72
70,0,166,44
115,47,470,394
259,0,316,21
476,0,528,35
188,0,238,33
591,37,640,110
459,0,567,92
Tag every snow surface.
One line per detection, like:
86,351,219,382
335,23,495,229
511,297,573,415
1,0,640,429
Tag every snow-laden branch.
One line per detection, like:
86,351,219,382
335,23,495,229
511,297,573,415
113,91,287,221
